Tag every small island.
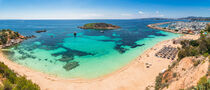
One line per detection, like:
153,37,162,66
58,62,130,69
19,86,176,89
36,30,47,33
78,23,120,30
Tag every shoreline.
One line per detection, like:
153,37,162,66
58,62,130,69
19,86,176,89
0,34,200,90
147,22,183,34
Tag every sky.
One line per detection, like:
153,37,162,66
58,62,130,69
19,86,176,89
0,0,210,19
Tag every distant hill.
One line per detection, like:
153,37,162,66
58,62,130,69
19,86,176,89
136,16,210,21
178,16,210,21
137,17,175,20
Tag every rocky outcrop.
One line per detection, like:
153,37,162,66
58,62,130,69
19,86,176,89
35,30,47,33
0,29,35,49
163,57,209,90
25,35,36,39
78,23,120,30
63,61,79,71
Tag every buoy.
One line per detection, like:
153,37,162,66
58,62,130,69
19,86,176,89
74,32,77,37
100,31,104,33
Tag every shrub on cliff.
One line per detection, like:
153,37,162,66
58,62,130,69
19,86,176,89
194,76,210,90
206,24,210,32
178,34,210,60
155,73,163,90
189,40,199,47
0,62,40,90
0,29,23,45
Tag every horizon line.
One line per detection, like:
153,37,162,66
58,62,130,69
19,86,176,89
0,17,182,20
0,16,209,20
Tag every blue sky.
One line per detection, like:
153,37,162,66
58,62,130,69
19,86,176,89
0,0,210,19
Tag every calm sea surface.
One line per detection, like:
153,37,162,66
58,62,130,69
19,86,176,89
0,20,180,79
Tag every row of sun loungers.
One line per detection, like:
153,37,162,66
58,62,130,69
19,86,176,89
155,46,178,60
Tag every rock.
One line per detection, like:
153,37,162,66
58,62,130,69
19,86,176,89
114,45,128,54
58,55,74,62
2,51,15,56
0,29,33,48
25,35,36,39
78,23,120,30
74,32,77,37
63,61,79,71
36,30,47,33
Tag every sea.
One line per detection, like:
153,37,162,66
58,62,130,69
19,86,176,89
0,20,180,79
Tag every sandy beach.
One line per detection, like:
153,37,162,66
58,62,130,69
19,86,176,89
0,34,200,90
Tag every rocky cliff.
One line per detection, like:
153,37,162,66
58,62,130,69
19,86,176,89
0,29,25,48
155,56,209,90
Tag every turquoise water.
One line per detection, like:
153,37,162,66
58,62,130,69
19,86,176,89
0,20,180,79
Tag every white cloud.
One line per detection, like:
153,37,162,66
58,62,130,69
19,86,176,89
138,11,144,15
136,10,165,18
81,13,104,17
159,14,165,17
155,11,164,17
120,14,132,16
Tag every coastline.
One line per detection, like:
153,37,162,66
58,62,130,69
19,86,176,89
0,33,200,90
147,22,181,34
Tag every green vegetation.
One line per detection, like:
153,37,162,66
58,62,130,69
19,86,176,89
154,62,177,90
172,73,177,78
79,23,120,30
84,23,97,28
187,76,210,90
155,24,210,90
0,62,40,90
0,29,38,89
192,59,201,67
189,40,199,47
155,73,164,90
205,24,210,32
155,72,171,90
154,62,178,90
0,29,22,45
178,25,210,60
196,76,210,89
